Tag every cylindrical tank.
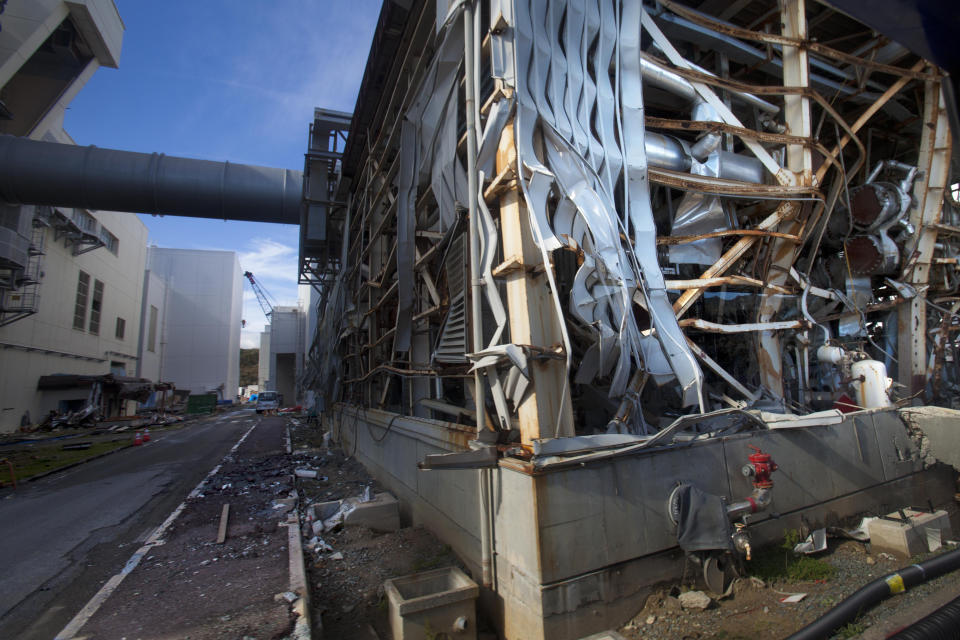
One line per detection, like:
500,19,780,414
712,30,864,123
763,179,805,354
851,359,892,408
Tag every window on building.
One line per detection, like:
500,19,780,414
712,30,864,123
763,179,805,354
100,227,119,255
147,305,158,352
73,270,90,330
89,279,103,335
115,317,125,340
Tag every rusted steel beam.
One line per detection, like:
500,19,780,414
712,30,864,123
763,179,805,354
665,275,793,294
656,229,800,244
672,201,795,318
648,166,817,196
680,318,807,333
755,0,813,399
655,0,936,80
897,76,952,395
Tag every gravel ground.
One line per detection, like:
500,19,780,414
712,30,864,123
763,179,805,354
622,536,960,640
288,420,467,640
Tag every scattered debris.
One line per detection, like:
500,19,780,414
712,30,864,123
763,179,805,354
793,529,828,555
678,590,712,610
778,593,807,604
61,442,92,450
216,504,230,544
309,491,400,534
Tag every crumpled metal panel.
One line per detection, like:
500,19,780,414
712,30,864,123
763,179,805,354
503,0,704,407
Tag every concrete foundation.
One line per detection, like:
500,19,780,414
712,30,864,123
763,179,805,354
328,404,959,640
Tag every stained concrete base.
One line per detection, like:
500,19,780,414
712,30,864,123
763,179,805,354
328,405,959,640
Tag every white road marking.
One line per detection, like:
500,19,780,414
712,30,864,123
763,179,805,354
54,419,260,640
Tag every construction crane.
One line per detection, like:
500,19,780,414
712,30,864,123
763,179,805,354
243,271,277,320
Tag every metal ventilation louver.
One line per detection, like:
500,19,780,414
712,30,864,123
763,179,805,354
434,233,468,363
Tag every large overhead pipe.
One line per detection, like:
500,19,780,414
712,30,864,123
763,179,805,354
0,135,303,224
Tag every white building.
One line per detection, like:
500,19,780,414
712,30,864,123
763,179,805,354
0,0,143,432
145,248,243,400
266,306,304,407
256,286,317,407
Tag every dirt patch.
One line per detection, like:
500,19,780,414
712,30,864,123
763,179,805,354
80,417,297,640
289,420,463,640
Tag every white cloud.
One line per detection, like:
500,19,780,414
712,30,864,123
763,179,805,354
239,238,298,286
237,237,300,353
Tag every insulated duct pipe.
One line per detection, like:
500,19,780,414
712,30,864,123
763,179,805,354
643,131,766,184
0,135,303,224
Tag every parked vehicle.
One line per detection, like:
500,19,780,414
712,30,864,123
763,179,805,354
256,391,278,414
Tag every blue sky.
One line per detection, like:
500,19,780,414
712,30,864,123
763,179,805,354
64,0,382,347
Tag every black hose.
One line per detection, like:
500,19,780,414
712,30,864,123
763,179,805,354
888,593,960,639
786,547,960,640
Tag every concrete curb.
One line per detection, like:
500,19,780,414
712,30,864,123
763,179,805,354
287,508,312,640
286,422,313,640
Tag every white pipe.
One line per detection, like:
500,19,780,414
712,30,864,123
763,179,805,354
463,1,493,589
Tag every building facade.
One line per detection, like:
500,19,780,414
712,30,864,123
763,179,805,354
0,0,142,432
145,248,243,400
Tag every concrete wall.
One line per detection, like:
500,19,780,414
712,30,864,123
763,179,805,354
0,0,122,139
0,209,147,431
334,405,957,640
146,248,242,399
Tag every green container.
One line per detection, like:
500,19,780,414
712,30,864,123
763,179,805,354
186,393,218,415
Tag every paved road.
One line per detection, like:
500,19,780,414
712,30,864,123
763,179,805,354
0,409,258,640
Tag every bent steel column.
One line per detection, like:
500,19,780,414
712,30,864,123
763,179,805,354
756,0,812,401
0,136,303,224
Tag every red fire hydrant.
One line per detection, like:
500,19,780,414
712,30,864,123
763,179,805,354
745,445,777,489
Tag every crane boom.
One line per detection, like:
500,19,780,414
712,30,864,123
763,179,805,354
243,271,276,319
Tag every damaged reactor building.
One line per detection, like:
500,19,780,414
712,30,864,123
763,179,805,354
2,0,960,637
298,0,960,637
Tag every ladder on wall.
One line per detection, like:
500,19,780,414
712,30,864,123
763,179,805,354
0,221,45,327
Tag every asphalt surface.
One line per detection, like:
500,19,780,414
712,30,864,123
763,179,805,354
0,409,257,640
